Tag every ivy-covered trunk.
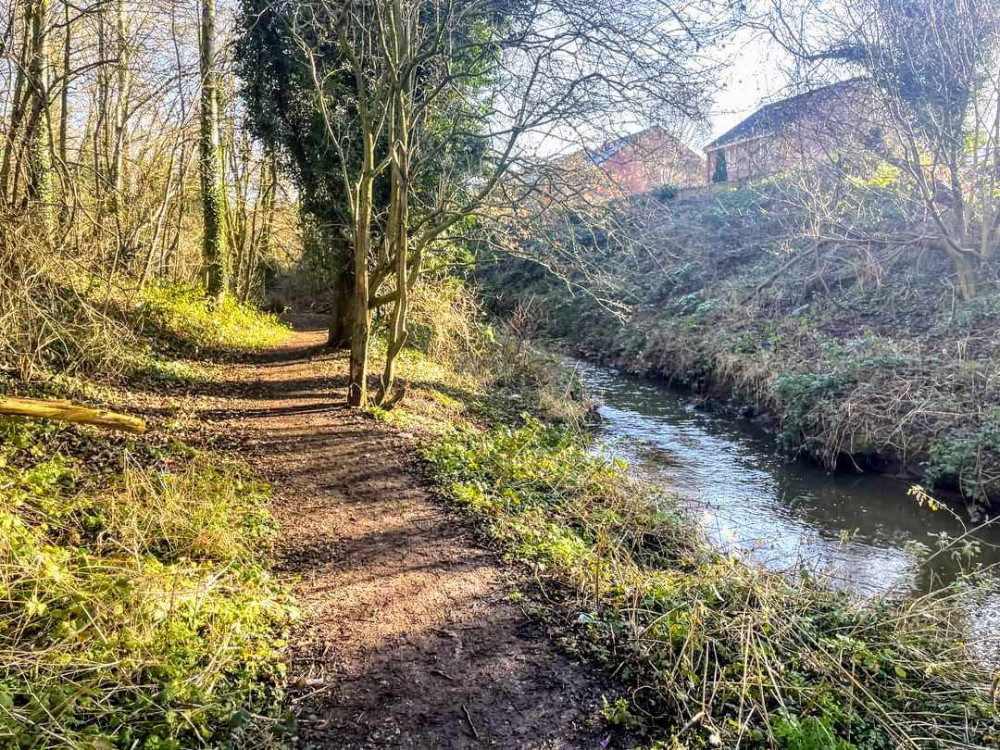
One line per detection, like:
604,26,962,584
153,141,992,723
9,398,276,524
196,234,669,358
27,0,54,236
199,0,227,302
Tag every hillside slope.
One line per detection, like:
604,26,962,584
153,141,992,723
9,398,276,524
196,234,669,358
479,181,1000,516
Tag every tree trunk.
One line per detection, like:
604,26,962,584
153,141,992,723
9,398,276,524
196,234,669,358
949,248,976,301
58,0,69,168
376,0,415,407
110,0,130,256
199,0,228,302
328,256,354,349
1,3,31,207
57,0,71,226
348,179,373,407
378,101,411,404
26,0,54,236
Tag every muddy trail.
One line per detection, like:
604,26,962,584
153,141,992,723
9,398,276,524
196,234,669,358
181,322,610,749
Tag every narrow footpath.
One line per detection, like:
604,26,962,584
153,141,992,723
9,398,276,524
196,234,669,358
188,324,609,749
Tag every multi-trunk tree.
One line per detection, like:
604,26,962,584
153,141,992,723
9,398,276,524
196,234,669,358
237,0,732,407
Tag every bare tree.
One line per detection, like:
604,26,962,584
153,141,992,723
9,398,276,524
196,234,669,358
764,0,1000,299
239,0,735,406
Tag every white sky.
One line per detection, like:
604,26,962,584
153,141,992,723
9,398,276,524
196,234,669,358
700,27,795,150
527,27,800,157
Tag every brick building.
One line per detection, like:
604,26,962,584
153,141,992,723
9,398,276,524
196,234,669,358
561,125,705,199
704,79,879,184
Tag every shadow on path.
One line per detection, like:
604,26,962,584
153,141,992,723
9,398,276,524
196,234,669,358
191,328,610,749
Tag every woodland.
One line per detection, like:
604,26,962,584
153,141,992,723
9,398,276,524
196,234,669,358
2,0,1000,748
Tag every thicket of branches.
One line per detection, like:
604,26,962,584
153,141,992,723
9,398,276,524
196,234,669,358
236,0,739,406
0,0,295,378
759,0,1000,299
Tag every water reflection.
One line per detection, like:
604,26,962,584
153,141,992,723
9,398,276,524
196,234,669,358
571,358,1000,600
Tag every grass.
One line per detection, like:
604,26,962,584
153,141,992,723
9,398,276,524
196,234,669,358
0,274,300,747
421,418,999,748
0,268,291,390
136,284,292,357
0,417,294,748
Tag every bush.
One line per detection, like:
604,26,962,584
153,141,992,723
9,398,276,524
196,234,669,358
651,184,677,202
0,236,146,381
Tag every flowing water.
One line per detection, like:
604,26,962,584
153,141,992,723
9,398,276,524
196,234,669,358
570,358,1000,623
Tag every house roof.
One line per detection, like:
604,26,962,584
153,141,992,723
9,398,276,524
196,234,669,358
705,78,870,152
587,125,666,166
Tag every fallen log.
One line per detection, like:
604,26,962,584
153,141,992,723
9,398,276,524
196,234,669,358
0,397,146,434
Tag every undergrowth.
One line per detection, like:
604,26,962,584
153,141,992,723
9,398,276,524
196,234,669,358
475,179,1000,512
137,284,291,357
424,420,1000,748
0,246,290,385
0,418,294,748
383,277,593,430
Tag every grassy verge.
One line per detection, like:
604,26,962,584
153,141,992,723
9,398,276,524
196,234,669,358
0,418,294,748
1,277,291,389
383,327,1000,748
0,284,297,748
136,283,292,358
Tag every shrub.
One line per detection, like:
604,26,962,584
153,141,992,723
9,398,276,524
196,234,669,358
0,236,147,381
651,184,677,202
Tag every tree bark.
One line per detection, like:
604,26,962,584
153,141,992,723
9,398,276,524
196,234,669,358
348,171,373,407
109,0,130,254
199,0,228,302
26,0,54,236
0,2,30,207
378,58,412,404
328,254,354,349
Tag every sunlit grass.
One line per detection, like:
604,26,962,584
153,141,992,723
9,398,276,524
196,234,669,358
0,418,294,747
139,283,292,356
424,419,1000,747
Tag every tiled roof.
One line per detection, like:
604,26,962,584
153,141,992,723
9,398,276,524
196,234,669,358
706,78,869,152
587,126,662,165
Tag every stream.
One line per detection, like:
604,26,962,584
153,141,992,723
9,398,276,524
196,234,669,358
570,358,1000,648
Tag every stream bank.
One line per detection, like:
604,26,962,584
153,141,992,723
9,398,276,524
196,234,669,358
476,187,1000,517
570,357,1000,592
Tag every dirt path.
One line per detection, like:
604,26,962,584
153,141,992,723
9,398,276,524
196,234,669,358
190,325,609,749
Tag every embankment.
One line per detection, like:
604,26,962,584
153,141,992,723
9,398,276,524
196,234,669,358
477,181,1000,516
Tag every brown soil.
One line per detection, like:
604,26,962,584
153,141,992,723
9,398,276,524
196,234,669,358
186,323,612,749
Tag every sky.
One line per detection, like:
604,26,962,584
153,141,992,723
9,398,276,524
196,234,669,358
700,27,795,150
526,26,801,158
